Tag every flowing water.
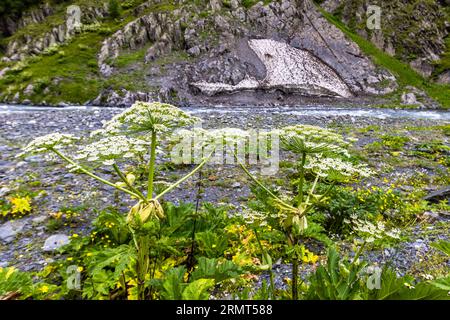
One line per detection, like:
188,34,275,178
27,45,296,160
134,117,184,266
1,104,450,121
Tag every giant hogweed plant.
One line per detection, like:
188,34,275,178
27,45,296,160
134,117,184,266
20,102,215,299
19,103,379,300
238,125,373,300
173,124,374,299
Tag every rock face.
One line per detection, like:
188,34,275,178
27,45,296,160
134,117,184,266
91,88,158,107
322,0,448,79
192,39,353,97
2,5,107,62
436,70,450,84
95,0,396,104
98,12,184,76
0,3,54,37
4,0,429,106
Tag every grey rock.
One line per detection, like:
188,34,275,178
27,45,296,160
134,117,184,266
424,186,450,204
422,211,440,223
187,46,201,57
42,234,70,252
0,67,11,78
209,0,222,11
401,92,418,105
145,41,172,62
12,92,20,103
32,215,48,224
0,220,26,243
0,187,10,197
436,70,450,84
57,102,69,107
410,58,434,78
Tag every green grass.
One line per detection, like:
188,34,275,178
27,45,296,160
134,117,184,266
318,6,450,109
0,31,103,104
113,45,150,68
241,0,273,9
433,36,450,77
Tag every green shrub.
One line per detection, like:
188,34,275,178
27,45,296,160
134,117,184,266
108,0,121,19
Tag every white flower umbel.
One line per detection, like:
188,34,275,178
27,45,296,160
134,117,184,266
74,136,151,165
20,133,79,155
344,215,401,243
275,125,353,157
304,155,373,178
92,101,200,136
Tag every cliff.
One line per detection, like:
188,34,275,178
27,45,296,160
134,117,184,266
0,0,448,107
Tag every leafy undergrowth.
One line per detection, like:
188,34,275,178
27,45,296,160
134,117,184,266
1,102,449,300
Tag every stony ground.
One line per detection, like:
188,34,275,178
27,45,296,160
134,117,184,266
0,106,449,285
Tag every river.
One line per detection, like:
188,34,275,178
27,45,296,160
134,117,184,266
1,104,450,121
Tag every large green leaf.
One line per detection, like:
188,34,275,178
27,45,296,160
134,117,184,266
431,276,450,291
191,257,241,283
181,279,215,300
160,266,187,300
431,241,450,257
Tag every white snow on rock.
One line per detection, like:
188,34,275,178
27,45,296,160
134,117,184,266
192,39,352,98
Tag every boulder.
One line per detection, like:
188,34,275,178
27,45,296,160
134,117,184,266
436,70,450,84
42,234,70,252
209,0,222,11
24,83,35,96
401,92,418,105
424,187,450,204
0,220,26,244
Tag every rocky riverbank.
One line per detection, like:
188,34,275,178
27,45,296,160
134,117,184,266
0,105,449,285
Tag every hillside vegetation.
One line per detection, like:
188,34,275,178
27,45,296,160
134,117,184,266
0,0,449,107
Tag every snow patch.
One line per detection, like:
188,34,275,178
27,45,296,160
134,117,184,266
192,39,352,98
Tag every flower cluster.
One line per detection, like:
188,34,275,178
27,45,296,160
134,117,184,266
74,136,151,165
170,127,277,158
278,125,353,147
239,208,269,226
273,125,353,157
344,214,401,242
304,155,373,178
20,133,79,155
92,102,200,136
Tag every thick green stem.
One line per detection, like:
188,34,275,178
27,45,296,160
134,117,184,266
304,171,321,206
235,153,298,213
292,257,299,300
234,153,281,202
135,234,150,300
51,148,142,200
300,182,336,218
298,152,306,207
147,131,157,199
154,150,213,201
351,241,366,266
113,163,146,200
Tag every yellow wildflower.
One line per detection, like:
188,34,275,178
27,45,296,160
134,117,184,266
39,285,49,293
9,196,32,215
